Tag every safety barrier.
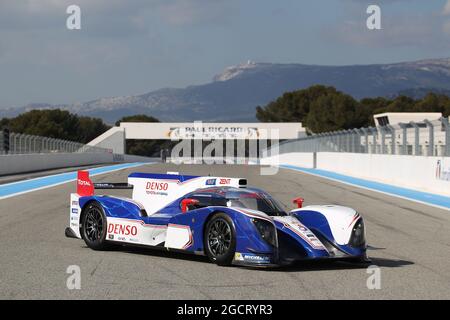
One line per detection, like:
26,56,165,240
264,118,450,157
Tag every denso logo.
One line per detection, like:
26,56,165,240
108,223,138,236
146,181,169,191
77,179,91,186
219,178,231,184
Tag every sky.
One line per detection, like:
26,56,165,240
1,0,450,108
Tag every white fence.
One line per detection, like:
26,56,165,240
264,118,450,157
1,132,111,155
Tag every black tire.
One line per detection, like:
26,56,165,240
204,213,236,266
81,201,111,251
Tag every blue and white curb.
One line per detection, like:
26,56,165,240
0,162,151,200
280,164,450,211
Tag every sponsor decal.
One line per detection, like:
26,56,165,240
436,159,450,181
205,178,216,186
280,217,326,250
241,253,271,263
71,208,78,214
71,201,79,206
234,252,244,261
146,181,169,191
107,223,138,236
113,154,124,162
219,178,231,185
145,181,169,196
108,234,114,240
77,179,91,187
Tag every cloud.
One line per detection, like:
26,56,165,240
322,1,450,51
0,0,236,31
443,0,450,15
157,0,235,26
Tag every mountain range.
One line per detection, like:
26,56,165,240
3,58,450,123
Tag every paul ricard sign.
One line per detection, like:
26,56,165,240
167,125,259,140
119,122,305,140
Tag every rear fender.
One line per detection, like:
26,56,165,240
79,195,144,220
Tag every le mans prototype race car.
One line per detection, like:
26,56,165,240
65,171,369,267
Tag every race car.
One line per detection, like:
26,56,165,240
65,170,369,267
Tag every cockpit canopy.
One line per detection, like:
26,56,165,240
186,187,287,216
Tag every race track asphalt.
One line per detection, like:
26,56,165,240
0,163,449,299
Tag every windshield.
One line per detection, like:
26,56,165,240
226,189,286,216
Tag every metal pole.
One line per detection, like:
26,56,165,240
399,123,408,155
424,119,434,157
360,128,369,153
380,127,386,154
369,127,377,154
388,125,396,155
410,121,420,156
441,117,450,157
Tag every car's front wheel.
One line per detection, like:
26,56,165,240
204,213,236,266
81,201,111,250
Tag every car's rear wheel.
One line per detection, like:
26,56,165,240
204,213,236,266
81,201,111,250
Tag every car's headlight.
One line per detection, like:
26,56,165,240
252,219,277,247
349,218,366,247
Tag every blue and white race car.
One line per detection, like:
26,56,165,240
65,171,369,267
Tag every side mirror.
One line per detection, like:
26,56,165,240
181,198,200,213
292,197,304,209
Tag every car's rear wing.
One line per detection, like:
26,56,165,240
93,182,133,189
76,170,133,196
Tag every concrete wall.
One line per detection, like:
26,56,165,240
87,127,125,154
0,153,157,176
260,152,315,168
261,152,450,197
317,153,450,196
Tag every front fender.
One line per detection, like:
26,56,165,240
291,206,367,257
168,207,275,259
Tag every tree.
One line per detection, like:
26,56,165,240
305,91,365,133
359,97,391,126
384,96,416,113
76,116,110,143
0,118,9,129
114,114,159,126
257,85,367,133
115,114,173,157
413,93,450,116
256,85,450,133
2,109,110,143
256,85,336,123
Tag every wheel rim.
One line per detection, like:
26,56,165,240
208,218,232,256
84,206,104,242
